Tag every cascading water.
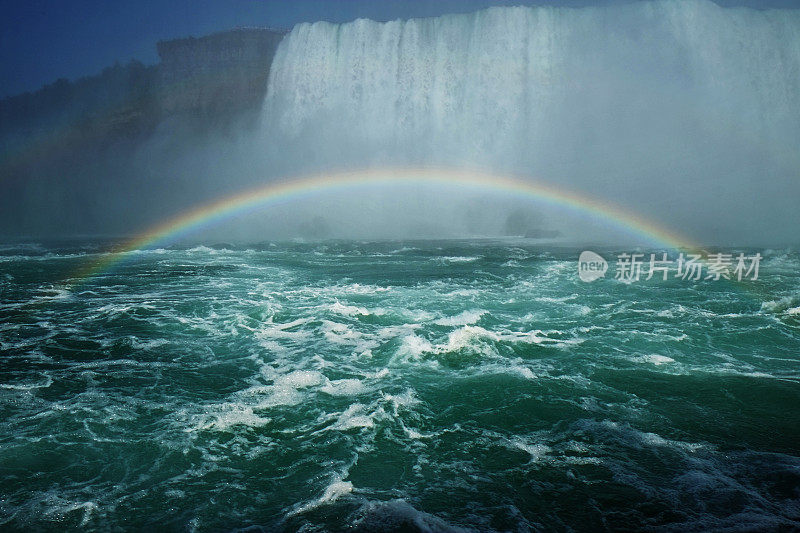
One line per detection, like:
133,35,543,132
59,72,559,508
4,2,800,531
261,0,800,243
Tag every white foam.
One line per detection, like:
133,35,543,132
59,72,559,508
401,309,437,322
442,326,499,354
434,309,486,326
392,324,583,365
761,295,800,313
275,369,325,389
255,317,312,341
192,404,271,432
633,354,676,366
321,320,370,347
441,288,481,298
341,283,391,294
382,389,421,415
438,256,480,264
329,403,386,431
320,378,367,397
395,334,435,360
43,499,99,527
29,286,72,304
535,295,578,304
186,245,216,254
327,301,383,317
404,426,428,439
233,370,327,409
508,365,537,380
288,476,354,517
371,368,390,379
509,438,551,462
0,374,53,390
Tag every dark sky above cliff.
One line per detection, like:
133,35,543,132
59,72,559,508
1,0,798,98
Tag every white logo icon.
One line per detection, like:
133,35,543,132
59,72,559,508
578,251,608,282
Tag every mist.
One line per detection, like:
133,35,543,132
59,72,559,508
3,0,800,246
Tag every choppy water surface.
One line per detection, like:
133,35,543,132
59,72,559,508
1,241,799,531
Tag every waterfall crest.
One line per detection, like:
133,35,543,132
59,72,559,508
259,0,800,243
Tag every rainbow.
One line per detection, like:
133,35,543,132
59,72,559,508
70,168,698,284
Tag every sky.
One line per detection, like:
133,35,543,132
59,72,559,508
1,0,799,99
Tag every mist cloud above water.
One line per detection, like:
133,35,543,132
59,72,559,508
4,0,800,246
252,0,800,245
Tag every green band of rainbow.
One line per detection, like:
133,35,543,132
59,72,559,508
72,168,697,284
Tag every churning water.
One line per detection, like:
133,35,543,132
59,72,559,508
1,241,799,531
3,1,800,530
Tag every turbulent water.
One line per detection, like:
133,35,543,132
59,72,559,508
1,240,799,531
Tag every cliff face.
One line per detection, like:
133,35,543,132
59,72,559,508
0,28,287,237
0,62,158,149
0,28,286,146
157,28,286,119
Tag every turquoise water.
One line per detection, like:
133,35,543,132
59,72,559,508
1,240,799,531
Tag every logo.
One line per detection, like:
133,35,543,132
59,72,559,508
578,251,608,282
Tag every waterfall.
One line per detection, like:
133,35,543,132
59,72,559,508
259,0,800,243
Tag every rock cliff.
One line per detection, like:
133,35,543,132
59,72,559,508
0,28,286,146
157,28,286,120
0,28,287,236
